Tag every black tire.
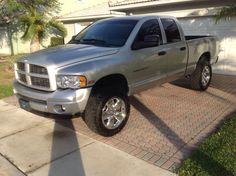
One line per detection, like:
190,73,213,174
84,88,130,136
190,59,212,91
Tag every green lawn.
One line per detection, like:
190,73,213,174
0,55,25,99
178,113,236,176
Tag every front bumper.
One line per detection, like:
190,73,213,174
13,81,92,115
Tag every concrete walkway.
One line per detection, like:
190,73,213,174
0,100,174,176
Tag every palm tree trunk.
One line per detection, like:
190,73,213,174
30,36,40,53
7,24,15,56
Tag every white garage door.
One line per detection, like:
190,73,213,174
179,16,236,75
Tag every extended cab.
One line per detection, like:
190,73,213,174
13,16,220,136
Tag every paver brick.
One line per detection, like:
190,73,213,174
161,160,175,170
7,74,235,172
154,157,169,167
142,152,154,161
129,147,143,156
147,154,162,164
135,150,148,159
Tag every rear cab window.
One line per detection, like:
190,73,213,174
160,18,181,43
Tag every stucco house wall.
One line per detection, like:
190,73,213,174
0,27,10,55
64,22,91,43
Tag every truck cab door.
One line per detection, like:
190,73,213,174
160,18,188,81
129,19,168,94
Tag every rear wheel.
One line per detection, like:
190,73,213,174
84,89,130,136
190,59,212,91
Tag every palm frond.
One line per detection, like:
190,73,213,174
19,15,33,25
48,19,67,37
15,1,66,50
21,22,37,41
37,29,48,48
19,15,36,41
215,6,236,23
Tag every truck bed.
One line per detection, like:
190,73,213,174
185,35,213,40
185,35,219,74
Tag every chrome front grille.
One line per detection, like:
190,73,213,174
15,62,51,91
18,73,27,83
30,64,48,75
17,62,25,71
31,76,50,88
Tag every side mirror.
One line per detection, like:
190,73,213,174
144,35,160,46
68,35,77,44
132,35,160,50
71,35,76,40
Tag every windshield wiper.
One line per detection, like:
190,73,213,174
69,38,116,47
68,38,105,44
81,38,114,47
82,38,105,42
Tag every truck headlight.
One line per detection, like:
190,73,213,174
56,75,87,89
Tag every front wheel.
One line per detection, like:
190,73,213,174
190,60,212,91
84,90,130,136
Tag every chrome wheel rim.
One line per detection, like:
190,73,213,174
201,65,211,87
102,97,126,130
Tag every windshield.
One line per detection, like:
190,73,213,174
70,19,138,47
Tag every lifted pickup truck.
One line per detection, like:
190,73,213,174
13,16,219,136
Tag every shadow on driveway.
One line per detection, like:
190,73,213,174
28,109,86,176
47,118,86,176
130,96,233,175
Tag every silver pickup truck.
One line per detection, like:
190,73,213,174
13,16,219,136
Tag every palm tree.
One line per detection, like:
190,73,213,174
215,6,236,23
19,9,67,52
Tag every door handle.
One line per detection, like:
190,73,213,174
180,47,186,51
158,51,166,56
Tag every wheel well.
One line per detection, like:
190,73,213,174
199,52,211,63
92,74,129,94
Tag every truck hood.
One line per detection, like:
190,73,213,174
18,44,119,68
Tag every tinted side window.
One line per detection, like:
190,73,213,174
161,18,181,43
133,19,163,48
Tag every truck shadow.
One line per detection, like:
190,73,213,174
28,109,86,176
130,96,233,175
47,118,86,176
170,74,236,95
170,77,191,89
170,74,236,104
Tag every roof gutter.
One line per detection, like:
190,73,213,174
109,0,196,11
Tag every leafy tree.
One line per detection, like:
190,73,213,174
0,0,23,55
0,0,67,54
0,0,22,24
19,8,67,52
215,6,236,23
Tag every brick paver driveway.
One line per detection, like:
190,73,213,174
5,74,236,172
62,74,236,172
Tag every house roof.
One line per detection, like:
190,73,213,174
59,2,125,22
108,0,236,14
109,0,194,8
99,15,159,21
109,0,159,7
